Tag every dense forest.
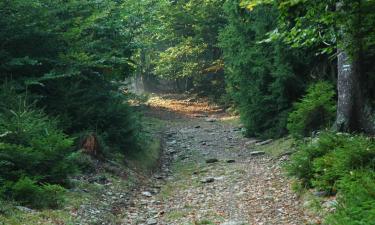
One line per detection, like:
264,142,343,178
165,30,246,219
1,0,375,224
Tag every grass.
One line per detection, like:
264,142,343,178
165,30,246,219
255,136,295,158
127,115,165,173
0,200,75,225
166,210,189,220
159,161,202,200
128,138,162,173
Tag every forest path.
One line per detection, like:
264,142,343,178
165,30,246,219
123,94,313,225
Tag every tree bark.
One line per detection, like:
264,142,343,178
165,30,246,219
334,0,375,134
335,50,356,132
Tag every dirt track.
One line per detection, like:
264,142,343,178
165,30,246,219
122,94,317,225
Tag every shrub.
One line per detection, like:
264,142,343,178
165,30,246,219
312,135,375,192
326,171,375,225
0,112,77,184
32,75,142,155
1,177,65,209
0,88,76,207
287,81,336,137
286,132,345,187
287,132,375,190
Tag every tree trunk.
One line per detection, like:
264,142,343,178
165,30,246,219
335,50,356,131
334,0,375,134
335,49,375,133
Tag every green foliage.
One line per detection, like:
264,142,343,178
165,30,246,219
312,135,375,192
0,88,75,208
287,132,375,192
2,177,65,209
287,81,336,137
326,171,375,225
135,0,226,95
0,0,143,155
32,75,142,154
219,1,321,137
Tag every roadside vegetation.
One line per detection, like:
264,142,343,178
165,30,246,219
1,0,375,224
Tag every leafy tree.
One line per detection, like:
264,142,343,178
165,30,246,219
241,0,375,134
134,0,226,96
219,1,324,137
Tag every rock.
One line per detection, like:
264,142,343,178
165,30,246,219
154,175,163,180
88,175,109,184
205,117,217,122
255,139,273,146
313,190,329,197
250,151,266,156
146,218,158,225
15,206,35,213
206,158,219,163
226,159,236,163
201,177,215,183
142,191,152,197
214,176,225,181
194,125,201,128
232,127,241,131
245,140,259,146
323,200,337,209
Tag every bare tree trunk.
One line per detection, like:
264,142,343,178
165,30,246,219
335,50,356,131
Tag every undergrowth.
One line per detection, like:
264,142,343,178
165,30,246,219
286,131,375,224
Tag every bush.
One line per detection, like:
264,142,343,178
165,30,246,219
326,171,375,225
312,135,375,192
0,112,77,184
287,133,375,224
286,132,375,192
286,132,345,187
32,75,142,155
287,81,336,137
0,88,76,208
1,177,65,209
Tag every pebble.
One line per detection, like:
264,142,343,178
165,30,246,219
146,218,158,225
142,191,152,197
201,177,215,183
250,151,266,156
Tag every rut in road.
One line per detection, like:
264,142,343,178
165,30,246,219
122,94,317,225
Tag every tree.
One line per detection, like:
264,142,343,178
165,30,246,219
133,0,227,96
241,0,375,134
219,0,322,137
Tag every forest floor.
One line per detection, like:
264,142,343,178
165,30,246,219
121,94,320,225
0,94,323,225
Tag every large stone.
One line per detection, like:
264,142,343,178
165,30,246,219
15,206,35,213
142,191,152,197
250,151,266,156
245,140,259,146
205,117,217,122
206,158,219,163
146,218,158,225
255,139,273,146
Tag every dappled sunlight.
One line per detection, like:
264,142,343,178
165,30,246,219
146,94,225,118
